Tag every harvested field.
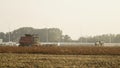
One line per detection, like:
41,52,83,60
0,46,120,68
0,53,120,68
0,46,120,55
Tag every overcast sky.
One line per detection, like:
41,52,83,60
0,0,120,40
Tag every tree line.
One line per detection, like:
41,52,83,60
0,27,120,43
78,34,120,43
0,27,72,42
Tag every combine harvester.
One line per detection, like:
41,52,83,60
19,34,40,46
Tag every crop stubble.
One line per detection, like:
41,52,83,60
0,53,120,68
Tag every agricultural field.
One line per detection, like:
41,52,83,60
0,53,120,68
0,46,120,68
0,46,120,55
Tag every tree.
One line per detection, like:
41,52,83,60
114,34,120,43
47,28,62,42
0,32,5,41
63,35,72,42
11,27,34,42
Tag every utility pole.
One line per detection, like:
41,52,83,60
8,27,11,42
109,34,112,43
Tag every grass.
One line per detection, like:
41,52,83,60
0,53,120,68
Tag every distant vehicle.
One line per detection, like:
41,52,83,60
95,41,104,46
19,34,40,46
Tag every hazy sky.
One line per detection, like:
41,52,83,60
0,0,120,39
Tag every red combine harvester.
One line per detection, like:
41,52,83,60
19,34,39,46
